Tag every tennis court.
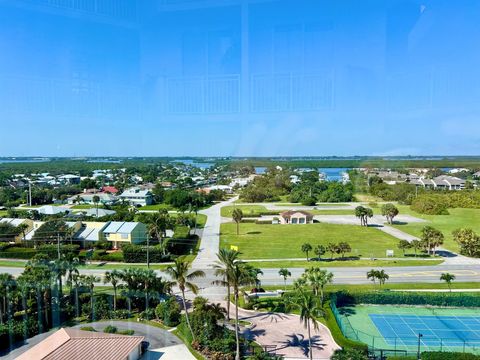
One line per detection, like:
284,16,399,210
336,305,480,354
370,314,480,348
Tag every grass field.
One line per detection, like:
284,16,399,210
138,204,173,211
391,207,480,252
220,222,400,259
220,205,273,217
247,259,443,268
309,209,355,215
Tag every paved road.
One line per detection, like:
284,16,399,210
191,196,238,269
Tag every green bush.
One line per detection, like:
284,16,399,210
110,310,131,319
411,196,449,215
80,326,96,332
118,329,135,335
122,244,170,263
37,244,80,259
0,247,36,259
103,325,118,333
155,297,181,326
422,352,480,360
335,290,480,307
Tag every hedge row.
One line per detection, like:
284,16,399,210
122,244,171,263
335,291,480,308
388,352,480,360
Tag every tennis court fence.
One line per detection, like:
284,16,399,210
329,295,480,356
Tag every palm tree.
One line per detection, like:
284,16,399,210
366,269,378,288
289,288,324,360
440,272,455,292
411,239,422,257
232,208,243,235
65,257,80,294
139,268,157,312
228,262,258,360
303,267,333,305
0,273,15,324
211,248,240,321
278,268,291,291
301,243,313,261
377,270,389,287
104,270,121,311
80,275,99,318
92,195,100,217
165,257,205,340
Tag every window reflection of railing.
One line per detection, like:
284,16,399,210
167,75,240,114
0,75,140,119
250,72,334,112
15,0,137,22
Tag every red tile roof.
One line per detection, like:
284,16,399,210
102,186,118,194
17,328,144,360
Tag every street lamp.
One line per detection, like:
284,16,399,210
417,333,423,360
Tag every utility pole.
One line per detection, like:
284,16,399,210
57,232,60,260
28,182,32,207
146,234,150,269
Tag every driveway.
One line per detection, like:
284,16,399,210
233,304,340,359
192,196,238,269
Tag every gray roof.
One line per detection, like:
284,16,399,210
83,208,116,217
119,187,151,198
103,221,139,234
35,205,70,215
0,218,27,227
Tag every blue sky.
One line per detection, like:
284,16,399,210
1,0,480,157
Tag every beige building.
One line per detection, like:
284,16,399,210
279,210,313,224
16,328,144,360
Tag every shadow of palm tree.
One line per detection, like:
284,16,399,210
276,333,325,357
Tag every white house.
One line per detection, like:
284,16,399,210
279,210,314,224
410,175,466,190
119,187,153,206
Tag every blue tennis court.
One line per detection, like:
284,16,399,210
370,314,480,348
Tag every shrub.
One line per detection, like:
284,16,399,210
80,326,96,332
155,297,181,326
37,244,80,259
410,196,449,215
139,308,155,320
110,310,131,319
103,325,118,333
118,329,135,335
421,352,480,360
0,246,36,259
335,290,480,308
122,244,171,263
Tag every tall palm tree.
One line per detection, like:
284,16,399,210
228,262,258,360
92,195,100,217
104,270,121,311
366,269,378,288
165,257,205,340
65,257,80,293
232,208,243,235
289,288,324,360
377,270,389,287
303,267,333,305
0,273,15,324
139,268,157,312
278,268,291,291
211,248,240,321
80,275,99,318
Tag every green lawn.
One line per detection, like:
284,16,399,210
138,204,173,211
247,259,443,268
81,263,171,270
220,222,401,259
391,207,480,252
220,205,273,217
